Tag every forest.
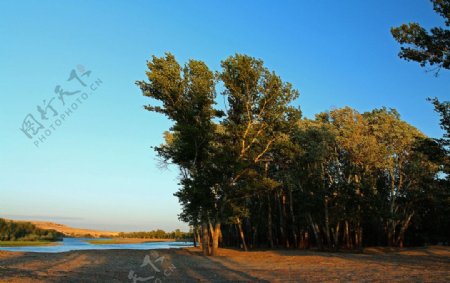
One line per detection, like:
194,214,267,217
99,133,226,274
137,52,449,256
137,0,449,256
0,218,64,242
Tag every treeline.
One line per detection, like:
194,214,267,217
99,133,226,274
0,218,64,241
117,229,193,240
138,53,449,255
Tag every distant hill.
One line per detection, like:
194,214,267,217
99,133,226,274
13,220,119,238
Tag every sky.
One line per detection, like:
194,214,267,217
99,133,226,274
0,0,448,232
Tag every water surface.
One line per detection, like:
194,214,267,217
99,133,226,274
0,238,193,253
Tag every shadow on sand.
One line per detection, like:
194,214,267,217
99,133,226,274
0,248,268,282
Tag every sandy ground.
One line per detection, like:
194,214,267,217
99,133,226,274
0,246,449,282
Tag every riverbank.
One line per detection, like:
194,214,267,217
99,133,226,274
0,246,449,282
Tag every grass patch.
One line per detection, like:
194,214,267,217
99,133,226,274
0,241,59,247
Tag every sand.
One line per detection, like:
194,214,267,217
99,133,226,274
0,246,449,282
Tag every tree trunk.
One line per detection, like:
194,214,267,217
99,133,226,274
299,230,309,249
209,221,215,245
282,191,289,248
331,222,340,249
344,220,352,249
324,197,331,249
278,191,287,248
201,222,209,256
307,213,323,250
387,222,393,247
211,222,221,256
359,226,363,250
193,225,197,248
288,187,298,248
355,222,363,251
219,225,223,244
396,212,414,248
267,193,274,248
236,218,248,251
387,219,399,247
196,226,202,249
252,226,257,249
387,170,397,247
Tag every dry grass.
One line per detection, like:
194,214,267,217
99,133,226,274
25,220,119,238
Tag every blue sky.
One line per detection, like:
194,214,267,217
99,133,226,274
0,0,448,232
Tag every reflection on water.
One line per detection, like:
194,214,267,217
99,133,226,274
0,238,193,253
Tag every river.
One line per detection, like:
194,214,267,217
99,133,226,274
0,237,193,253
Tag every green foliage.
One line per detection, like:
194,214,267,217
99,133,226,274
0,219,64,242
429,98,450,144
391,0,450,74
283,107,444,248
117,229,192,240
139,53,448,252
137,53,220,231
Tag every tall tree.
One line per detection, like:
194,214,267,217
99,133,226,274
219,54,300,250
364,108,439,247
138,53,299,255
137,53,220,255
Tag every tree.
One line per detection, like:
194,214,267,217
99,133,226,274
289,118,341,250
137,53,220,255
391,1,449,246
391,0,449,75
138,53,299,255
218,54,300,250
364,108,439,247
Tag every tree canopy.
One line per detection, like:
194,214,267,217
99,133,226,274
138,53,449,255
